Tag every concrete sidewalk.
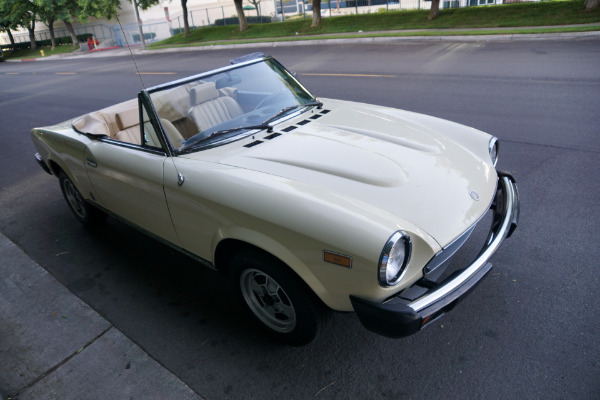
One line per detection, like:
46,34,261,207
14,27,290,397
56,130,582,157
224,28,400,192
0,233,202,400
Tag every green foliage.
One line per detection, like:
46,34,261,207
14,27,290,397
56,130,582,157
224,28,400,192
1,42,79,59
171,26,199,35
213,16,273,26
1,0,38,30
151,0,600,48
1,32,92,50
131,32,157,41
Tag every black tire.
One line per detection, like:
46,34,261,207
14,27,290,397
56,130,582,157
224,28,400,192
229,249,328,346
58,171,107,227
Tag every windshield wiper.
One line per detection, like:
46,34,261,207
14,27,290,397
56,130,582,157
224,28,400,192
179,124,272,153
179,100,323,153
263,100,323,125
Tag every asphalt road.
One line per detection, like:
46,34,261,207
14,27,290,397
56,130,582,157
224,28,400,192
1,39,599,399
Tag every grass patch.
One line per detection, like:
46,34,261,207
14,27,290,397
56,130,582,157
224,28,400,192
150,0,600,48
150,25,600,49
2,44,79,60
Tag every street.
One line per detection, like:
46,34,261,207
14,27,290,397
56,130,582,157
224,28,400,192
1,39,599,399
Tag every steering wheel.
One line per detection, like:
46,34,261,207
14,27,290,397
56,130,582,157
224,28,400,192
254,90,294,110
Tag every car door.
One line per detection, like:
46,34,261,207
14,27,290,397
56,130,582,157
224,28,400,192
83,99,181,246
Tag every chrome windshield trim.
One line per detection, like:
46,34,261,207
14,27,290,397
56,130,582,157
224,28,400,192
408,175,518,313
145,57,267,94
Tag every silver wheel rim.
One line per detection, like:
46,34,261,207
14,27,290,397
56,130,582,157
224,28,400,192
240,268,296,333
63,179,87,220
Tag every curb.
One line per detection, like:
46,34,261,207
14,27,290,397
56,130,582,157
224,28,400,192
5,28,600,62
0,232,202,400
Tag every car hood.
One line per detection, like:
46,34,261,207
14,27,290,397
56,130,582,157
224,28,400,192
218,100,497,247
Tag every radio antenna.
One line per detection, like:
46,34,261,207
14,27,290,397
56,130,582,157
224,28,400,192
116,13,146,90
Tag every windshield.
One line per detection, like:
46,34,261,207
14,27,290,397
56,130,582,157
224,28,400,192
148,59,316,152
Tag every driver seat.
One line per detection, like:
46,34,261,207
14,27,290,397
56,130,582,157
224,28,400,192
187,82,243,134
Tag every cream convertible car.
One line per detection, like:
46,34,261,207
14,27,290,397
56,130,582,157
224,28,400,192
32,54,519,345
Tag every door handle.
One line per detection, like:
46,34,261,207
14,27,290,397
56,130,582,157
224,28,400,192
86,157,97,168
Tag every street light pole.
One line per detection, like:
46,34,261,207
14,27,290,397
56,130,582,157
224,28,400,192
131,0,146,50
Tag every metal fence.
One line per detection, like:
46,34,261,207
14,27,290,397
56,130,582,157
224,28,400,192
1,0,544,47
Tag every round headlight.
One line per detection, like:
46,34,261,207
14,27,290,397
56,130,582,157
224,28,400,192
379,231,412,287
489,137,499,167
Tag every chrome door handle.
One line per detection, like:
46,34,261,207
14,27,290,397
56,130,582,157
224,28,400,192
86,157,97,168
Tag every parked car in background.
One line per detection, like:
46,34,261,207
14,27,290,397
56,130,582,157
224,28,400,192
32,53,519,345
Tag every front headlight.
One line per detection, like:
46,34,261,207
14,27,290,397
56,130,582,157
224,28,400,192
379,231,412,287
489,137,499,167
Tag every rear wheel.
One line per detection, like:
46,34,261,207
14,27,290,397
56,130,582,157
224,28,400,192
230,250,327,346
58,171,106,227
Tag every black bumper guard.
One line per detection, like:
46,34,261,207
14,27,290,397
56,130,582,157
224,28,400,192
350,171,519,338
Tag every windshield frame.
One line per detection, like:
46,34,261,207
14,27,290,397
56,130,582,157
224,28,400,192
142,56,318,154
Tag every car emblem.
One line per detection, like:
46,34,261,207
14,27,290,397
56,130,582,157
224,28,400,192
469,190,480,201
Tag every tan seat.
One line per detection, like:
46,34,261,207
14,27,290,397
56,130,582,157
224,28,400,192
187,82,244,135
160,118,185,148
115,108,142,145
113,107,185,149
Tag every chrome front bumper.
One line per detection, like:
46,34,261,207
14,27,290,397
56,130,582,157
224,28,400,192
350,171,520,338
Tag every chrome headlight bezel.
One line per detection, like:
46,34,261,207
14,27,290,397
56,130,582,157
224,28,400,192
489,137,499,167
378,231,412,288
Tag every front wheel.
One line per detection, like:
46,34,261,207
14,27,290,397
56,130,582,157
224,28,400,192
230,250,327,346
58,171,106,227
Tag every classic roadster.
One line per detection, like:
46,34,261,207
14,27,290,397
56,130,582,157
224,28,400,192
32,53,519,345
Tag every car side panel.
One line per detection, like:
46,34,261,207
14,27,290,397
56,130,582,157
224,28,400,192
83,141,180,246
31,126,94,198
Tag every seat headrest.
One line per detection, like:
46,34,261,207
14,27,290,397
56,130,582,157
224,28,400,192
115,108,139,130
190,82,219,106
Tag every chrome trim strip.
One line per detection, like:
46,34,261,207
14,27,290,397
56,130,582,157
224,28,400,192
489,137,498,167
408,176,517,313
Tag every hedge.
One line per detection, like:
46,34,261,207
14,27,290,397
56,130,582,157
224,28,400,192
1,33,93,51
131,32,157,42
213,16,272,26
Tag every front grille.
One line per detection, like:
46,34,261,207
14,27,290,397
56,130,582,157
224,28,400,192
394,208,495,303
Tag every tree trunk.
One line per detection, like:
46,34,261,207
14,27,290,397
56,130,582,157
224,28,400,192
311,0,322,27
584,0,600,10
428,0,440,21
47,18,56,51
233,0,248,32
63,19,79,47
181,0,190,37
6,29,16,47
28,19,37,50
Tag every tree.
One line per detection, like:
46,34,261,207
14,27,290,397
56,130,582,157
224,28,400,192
584,0,599,10
428,0,440,21
35,0,59,50
0,2,18,47
179,0,190,37
233,0,248,32
248,0,261,20
0,0,39,50
311,0,322,27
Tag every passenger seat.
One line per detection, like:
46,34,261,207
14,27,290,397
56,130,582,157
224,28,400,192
115,108,142,145
114,108,185,149
187,82,244,135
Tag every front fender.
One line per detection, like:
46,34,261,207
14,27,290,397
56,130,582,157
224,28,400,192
212,225,330,306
